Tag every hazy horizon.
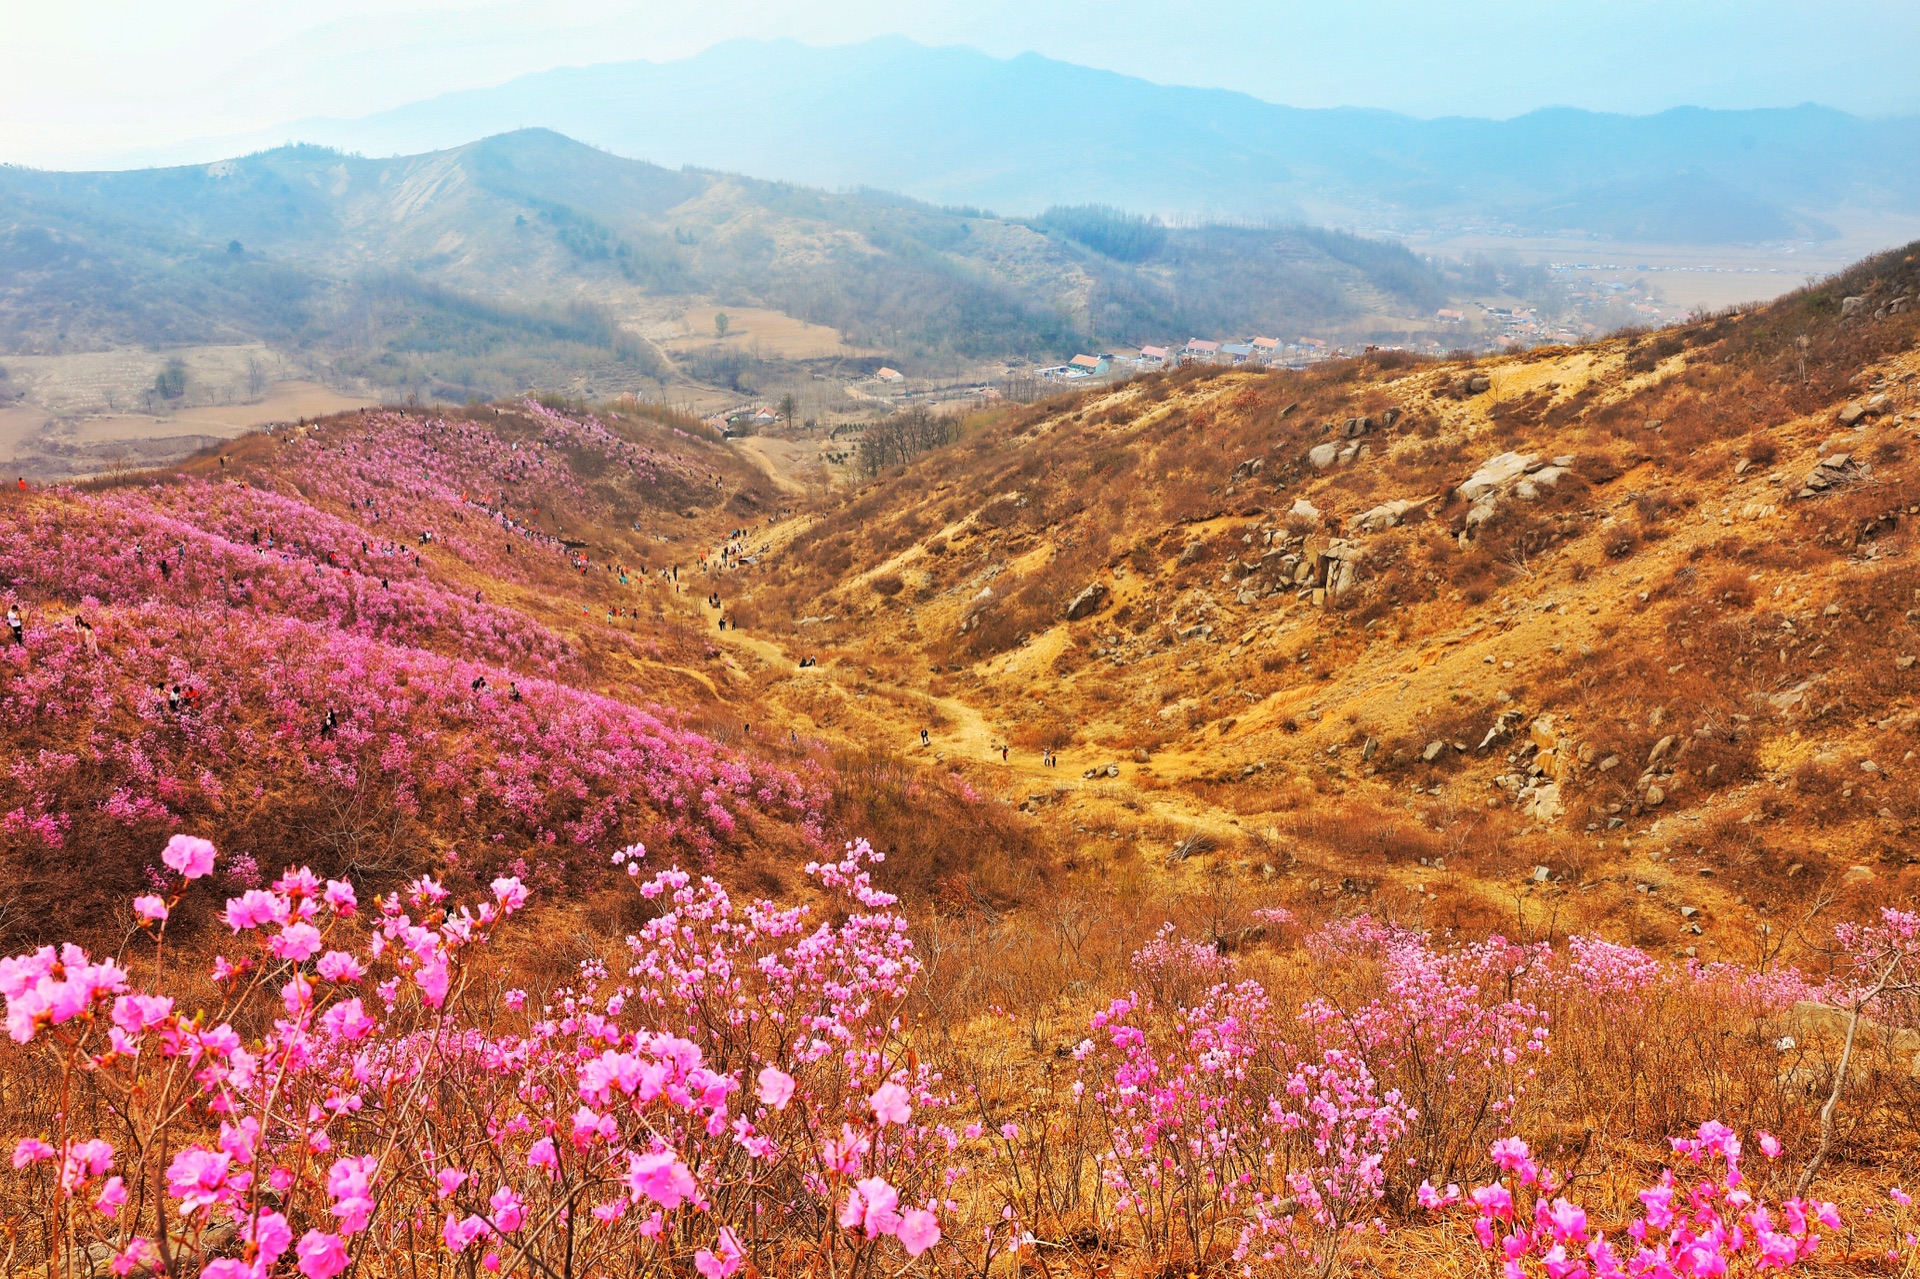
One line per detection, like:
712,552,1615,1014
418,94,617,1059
6,1,1920,170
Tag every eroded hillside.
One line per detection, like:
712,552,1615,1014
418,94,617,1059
719,244,1920,954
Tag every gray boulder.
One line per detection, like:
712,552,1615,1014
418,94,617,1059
1064,582,1110,620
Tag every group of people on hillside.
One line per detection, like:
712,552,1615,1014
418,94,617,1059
7,604,100,656
915,730,1058,768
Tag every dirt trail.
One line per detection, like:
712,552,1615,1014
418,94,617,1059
671,432,1286,850
673,567,1256,848
730,436,814,497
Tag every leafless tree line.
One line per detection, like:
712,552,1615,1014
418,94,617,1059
856,405,956,476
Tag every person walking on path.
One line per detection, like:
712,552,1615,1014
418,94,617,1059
5,604,22,646
920,728,930,747
1000,745,1009,763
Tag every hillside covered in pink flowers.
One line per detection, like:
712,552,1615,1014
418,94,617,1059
0,401,847,927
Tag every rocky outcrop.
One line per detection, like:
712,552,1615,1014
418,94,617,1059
1796,451,1869,498
1765,1001,1920,1082
1457,452,1573,542
1351,497,1428,532
1485,713,1574,823
1064,581,1110,620
1281,539,1366,605
1307,414,1392,470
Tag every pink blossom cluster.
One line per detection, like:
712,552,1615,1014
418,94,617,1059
1073,968,1413,1271
0,835,947,1277
1423,1124,1838,1279
1303,917,1552,1194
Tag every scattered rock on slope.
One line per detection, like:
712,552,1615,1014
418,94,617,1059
1352,497,1426,532
1064,581,1110,620
1457,452,1573,541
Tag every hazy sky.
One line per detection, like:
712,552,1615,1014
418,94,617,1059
5,0,1916,168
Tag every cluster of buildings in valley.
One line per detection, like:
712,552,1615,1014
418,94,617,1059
1035,334,1348,382
696,282,1678,433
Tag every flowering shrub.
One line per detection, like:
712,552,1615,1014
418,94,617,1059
1303,917,1551,1197
1128,920,1237,1008
0,835,948,1277
1421,1124,1838,1279
1069,943,1414,1272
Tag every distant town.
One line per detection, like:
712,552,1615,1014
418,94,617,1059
696,268,1698,434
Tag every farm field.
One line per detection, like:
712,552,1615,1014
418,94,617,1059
658,305,875,360
0,375,373,480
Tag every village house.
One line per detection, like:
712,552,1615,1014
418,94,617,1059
1138,344,1170,366
1251,336,1279,361
873,366,906,384
1219,341,1254,364
1184,338,1221,363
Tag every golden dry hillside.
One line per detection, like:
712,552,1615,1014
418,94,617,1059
10,240,1920,1279
712,243,1920,953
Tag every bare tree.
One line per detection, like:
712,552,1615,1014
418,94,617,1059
857,405,957,477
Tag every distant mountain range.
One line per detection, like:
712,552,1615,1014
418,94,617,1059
254,37,1920,245
0,130,1531,401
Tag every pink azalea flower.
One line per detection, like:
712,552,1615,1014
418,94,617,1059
489,877,528,913
110,1240,156,1277
315,951,363,983
132,895,168,923
442,1213,488,1253
295,1230,348,1279
625,1150,697,1210
897,1208,941,1256
270,922,323,962
489,1186,524,1233
94,1176,128,1216
161,834,217,881
166,1146,233,1214
695,1227,744,1278
12,1138,54,1168
841,1176,902,1238
756,1066,794,1110
869,1082,911,1127
244,1210,294,1261
225,890,288,932
320,997,376,1042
